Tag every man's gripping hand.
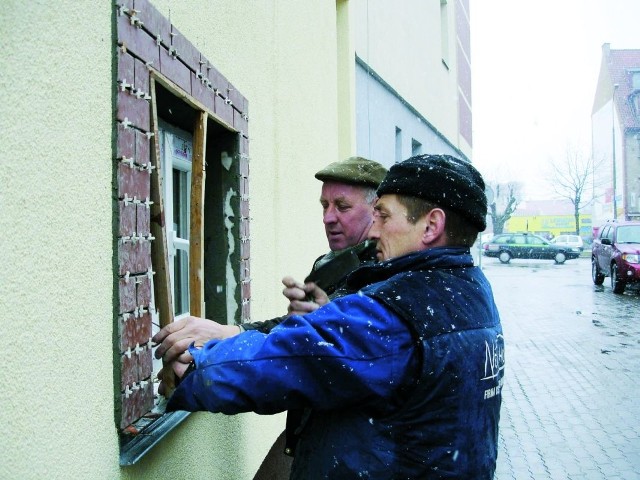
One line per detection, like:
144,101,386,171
282,276,330,316
152,316,240,363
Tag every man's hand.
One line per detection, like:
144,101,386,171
152,316,240,363
157,357,192,397
282,276,330,316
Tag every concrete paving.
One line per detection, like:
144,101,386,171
480,256,640,479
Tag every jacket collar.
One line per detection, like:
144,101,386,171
346,246,473,292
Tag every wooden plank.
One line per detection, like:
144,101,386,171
149,76,177,393
189,111,207,317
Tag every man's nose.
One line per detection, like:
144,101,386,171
368,219,380,239
323,206,337,224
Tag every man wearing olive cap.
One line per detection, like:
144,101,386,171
153,156,387,466
153,155,387,345
162,154,504,479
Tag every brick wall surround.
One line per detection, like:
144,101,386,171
115,1,250,430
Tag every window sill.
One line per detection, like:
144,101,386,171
120,410,191,466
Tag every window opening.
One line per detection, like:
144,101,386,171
115,3,250,464
411,138,423,156
395,127,403,163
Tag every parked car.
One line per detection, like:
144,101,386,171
483,232,581,264
591,221,640,294
550,234,584,252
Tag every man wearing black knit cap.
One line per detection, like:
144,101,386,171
163,154,504,480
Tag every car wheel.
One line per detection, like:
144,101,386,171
592,258,605,285
554,252,566,264
498,251,511,263
611,264,626,294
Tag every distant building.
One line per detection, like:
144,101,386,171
591,43,640,225
351,0,472,166
505,200,593,240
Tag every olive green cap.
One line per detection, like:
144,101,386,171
314,156,387,188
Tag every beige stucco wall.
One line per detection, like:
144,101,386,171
351,0,463,152
1,1,339,478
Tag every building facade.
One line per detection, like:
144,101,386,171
591,43,640,226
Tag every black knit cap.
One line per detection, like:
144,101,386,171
377,154,487,231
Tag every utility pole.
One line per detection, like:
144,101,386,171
612,83,619,219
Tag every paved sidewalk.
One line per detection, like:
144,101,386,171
481,258,640,480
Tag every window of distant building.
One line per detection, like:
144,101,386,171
411,138,423,156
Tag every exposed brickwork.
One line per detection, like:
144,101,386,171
117,162,151,200
115,1,250,431
119,277,137,314
119,200,137,237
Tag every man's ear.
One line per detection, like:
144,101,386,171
422,208,446,246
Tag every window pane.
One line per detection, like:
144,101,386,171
174,248,190,316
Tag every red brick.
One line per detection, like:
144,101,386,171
191,72,215,113
240,217,250,240
241,301,251,322
136,274,152,307
205,62,228,92
171,25,199,72
239,136,249,156
119,380,154,429
233,108,248,135
134,57,150,96
137,347,153,380
240,259,250,282
135,0,171,48
118,239,152,276
119,199,137,237
136,203,150,236
119,277,137,314
119,311,153,352
117,90,150,132
135,129,150,167
241,239,250,260
227,82,246,113
118,51,135,90
239,155,250,178
117,163,150,201
240,199,250,219
117,12,160,67
120,353,137,390
117,123,136,160
215,95,234,128
239,177,249,197
159,46,191,94
241,281,251,300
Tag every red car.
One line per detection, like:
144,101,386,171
591,221,640,294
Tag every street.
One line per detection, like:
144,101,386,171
481,256,640,479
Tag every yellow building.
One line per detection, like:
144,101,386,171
1,1,470,478
505,200,593,240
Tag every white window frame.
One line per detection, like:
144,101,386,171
158,121,193,319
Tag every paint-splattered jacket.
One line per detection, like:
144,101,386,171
168,246,504,479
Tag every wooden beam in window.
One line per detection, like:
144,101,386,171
149,76,177,393
190,111,207,317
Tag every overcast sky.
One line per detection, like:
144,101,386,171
471,0,640,200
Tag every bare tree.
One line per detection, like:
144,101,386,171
487,181,522,234
548,147,605,235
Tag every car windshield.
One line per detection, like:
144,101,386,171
617,226,640,243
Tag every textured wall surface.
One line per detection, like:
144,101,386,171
1,1,339,478
0,2,119,478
